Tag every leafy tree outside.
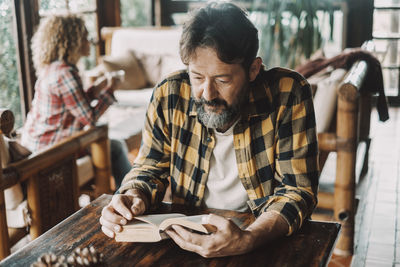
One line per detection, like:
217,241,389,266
0,0,23,128
120,0,149,27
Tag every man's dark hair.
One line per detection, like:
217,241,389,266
179,2,259,70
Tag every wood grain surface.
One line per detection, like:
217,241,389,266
0,194,340,267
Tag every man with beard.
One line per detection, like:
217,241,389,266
99,2,319,257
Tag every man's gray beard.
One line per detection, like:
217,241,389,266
196,103,239,129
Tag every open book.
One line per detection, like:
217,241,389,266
115,213,217,242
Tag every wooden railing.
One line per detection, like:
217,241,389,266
0,115,112,259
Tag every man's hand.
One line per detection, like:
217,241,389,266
165,214,253,258
165,211,289,258
99,189,148,238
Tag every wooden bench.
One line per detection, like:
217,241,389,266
315,57,374,255
0,110,112,260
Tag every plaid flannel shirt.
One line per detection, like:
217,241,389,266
119,67,319,235
21,61,115,152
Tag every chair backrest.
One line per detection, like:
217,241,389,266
0,110,112,259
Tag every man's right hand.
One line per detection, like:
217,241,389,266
99,189,148,238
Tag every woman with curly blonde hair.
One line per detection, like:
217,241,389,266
21,14,131,189
31,14,88,73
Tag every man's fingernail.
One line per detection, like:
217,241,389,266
120,219,127,225
114,225,121,232
126,213,132,220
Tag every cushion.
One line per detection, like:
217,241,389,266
110,28,183,57
0,135,24,210
76,155,95,187
135,52,163,86
160,54,186,79
6,200,31,228
136,52,186,87
101,51,147,90
313,69,347,133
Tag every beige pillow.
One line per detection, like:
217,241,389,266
160,55,186,79
0,135,24,211
101,51,147,90
135,52,163,87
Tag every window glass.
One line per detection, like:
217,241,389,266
373,0,400,97
120,0,150,26
39,0,67,12
68,0,96,12
250,2,343,68
0,0,23,127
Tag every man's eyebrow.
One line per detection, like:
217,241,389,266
190,70,231,78
189,70,203,76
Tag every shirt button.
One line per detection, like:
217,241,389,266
206,137,212,142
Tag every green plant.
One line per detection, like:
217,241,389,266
120,0,150,27
250,0,337,68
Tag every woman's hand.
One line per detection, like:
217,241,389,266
90,76,108,98
105,70,123,92
90,71,122,98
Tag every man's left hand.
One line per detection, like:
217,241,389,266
165,214,253,258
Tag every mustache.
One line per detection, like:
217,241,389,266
195,97,228,108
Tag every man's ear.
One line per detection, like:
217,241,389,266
248,57,262,82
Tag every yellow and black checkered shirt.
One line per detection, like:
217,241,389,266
119,67,319,235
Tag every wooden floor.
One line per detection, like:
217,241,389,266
318,107,400,266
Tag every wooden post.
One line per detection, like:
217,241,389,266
0,194,10,259
26,174,42,239
72,155,80,212
91,137,112,198
96,0,121,57
12,0,39,117
0,181,11,260
334,84,359,255
0,109,14,259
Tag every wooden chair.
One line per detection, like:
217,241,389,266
315,56,373,255
0,110,112,260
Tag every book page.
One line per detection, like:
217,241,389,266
159,215,213,233
131,213,186,228
115,213,186,242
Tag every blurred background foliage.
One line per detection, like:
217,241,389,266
250,0,340,68
0,0,23,127
120,0,149,27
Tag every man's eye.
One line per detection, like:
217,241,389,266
217,79,229,84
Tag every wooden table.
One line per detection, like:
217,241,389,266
0,194,340,267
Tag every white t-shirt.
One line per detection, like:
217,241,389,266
203,122,249,212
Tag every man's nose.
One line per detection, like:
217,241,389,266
202,80,218,101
